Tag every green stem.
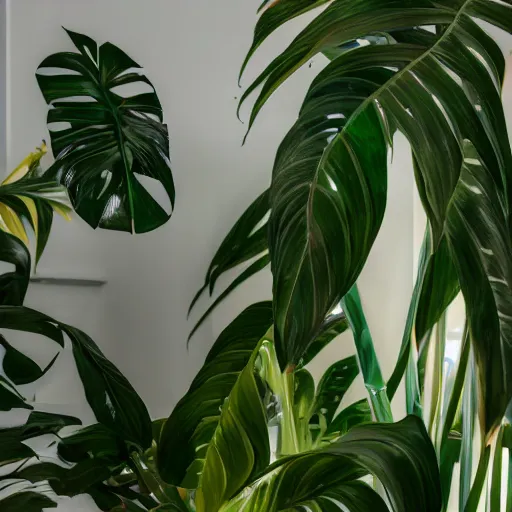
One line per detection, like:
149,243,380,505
280,365,300,455
464,446,491,512
342,284,393,423
428,312,446,439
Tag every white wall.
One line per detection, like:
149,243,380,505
4,0,420,510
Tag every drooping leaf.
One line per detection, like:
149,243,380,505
159,302,273,486
189,189,270,316
62,325,152,450
0,492,57,511
16,459,113,497
0,377,32,412
58,423,126,464
0,335,58,385
445,142,512,441
0,425,36,466
269,79,389,368
195,337,271,512
0,306,151,450
239,0,331,82
0,410,81,467
188,253,270,342
0,229,31,306
37,28,174,233
241,0,512,375
22,410,82,438
224,415,441,512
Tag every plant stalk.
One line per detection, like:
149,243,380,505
342,284,393,423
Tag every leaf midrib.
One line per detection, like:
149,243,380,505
281,0,474,346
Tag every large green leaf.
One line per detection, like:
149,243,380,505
195,336,271,512
0,410,81,468
269,78,389,368
62,324,153,449
0,229,31,306
15,459,113,498
37,28,174,233
0,306,151,449
0,334,58,385
223,415,441,512
0,492,57,511
445,142,512,441
159,302,273,485
240,0,512,372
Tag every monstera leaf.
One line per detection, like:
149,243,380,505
37,29,174,234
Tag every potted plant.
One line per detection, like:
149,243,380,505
0,1,511,510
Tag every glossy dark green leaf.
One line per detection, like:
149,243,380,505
58,423,126,464
188,254,270,342
0,229,30,306
159,302,273,486
0,410,81,467
270,96,388,369
22,410,82,438
189,189,269,316
439,437,461,510
445,143,512,441
37,28,174,233
239,1,452,133
195,338,270,512
16,459,112,497
0,305,151,449
0,306,63,345
0,335,58,385
239,0,331,81
62,325,152,449
0,425,36,466
0,492,56,511
225,415,441,512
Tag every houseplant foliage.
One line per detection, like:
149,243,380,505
187,0,512,510
1,0,512,510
